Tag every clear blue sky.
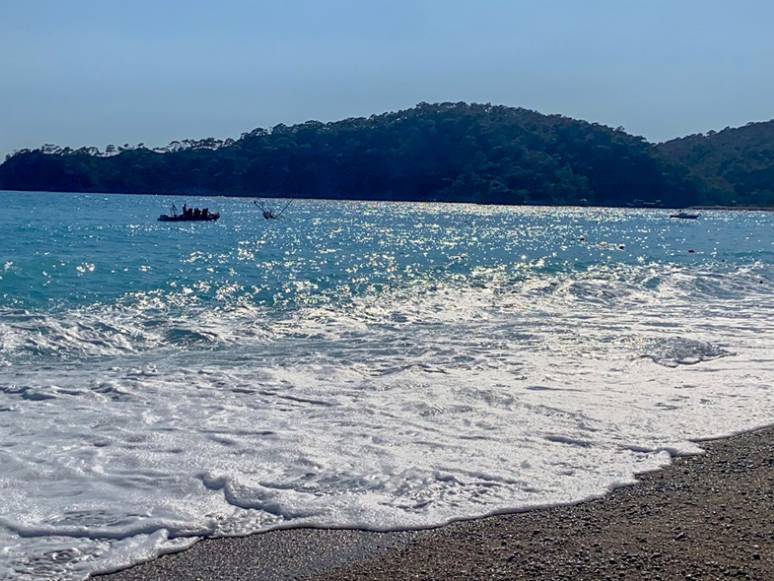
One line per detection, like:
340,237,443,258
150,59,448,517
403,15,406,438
2,0,773,157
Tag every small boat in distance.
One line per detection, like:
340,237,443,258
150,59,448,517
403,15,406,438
669,211,700,220
158,203,219,222
255,199,293,220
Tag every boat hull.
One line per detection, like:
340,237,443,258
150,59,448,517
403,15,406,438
158,214,220,222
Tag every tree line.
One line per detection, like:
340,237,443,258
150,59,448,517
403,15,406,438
0,102,769,207
657,120,774,207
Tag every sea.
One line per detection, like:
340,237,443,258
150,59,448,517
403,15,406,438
1,191,772,580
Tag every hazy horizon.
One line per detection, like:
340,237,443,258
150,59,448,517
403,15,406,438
2,0,773,158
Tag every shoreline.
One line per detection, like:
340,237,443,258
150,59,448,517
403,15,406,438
3,189,773,212
99,425,773,580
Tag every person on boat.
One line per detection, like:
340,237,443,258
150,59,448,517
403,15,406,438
202,208,209,218
182,203,188,216
194,208,201,218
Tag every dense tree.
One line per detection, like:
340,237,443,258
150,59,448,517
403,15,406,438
0,102,743,207
657,120,774,206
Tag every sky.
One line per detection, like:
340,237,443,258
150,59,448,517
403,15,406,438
2,0,773,157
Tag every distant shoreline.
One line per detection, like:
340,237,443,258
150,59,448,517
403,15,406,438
2,103,772,210
690,205,774,212
2,189,772,212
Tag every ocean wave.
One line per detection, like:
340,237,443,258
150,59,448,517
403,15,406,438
1,199,773,580
0,262,771,367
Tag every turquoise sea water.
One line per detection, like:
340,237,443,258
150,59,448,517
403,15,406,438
2,193,772,313
1,191,773,580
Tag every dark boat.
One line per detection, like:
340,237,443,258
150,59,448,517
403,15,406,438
669,211,699,220
158,213,219,222
158,204,219,222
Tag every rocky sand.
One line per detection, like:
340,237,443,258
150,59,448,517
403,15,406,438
100,425,773,581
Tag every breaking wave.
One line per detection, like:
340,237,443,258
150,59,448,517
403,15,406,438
0,195,773,580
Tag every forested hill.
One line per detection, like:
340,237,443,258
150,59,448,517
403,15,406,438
658,120,774,207
0,102,721,207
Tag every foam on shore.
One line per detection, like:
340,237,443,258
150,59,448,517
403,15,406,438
1,197,772,580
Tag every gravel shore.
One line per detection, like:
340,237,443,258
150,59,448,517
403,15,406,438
100,426,773,581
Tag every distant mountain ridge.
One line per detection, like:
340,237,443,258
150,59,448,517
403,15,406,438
657,120,774,207
0,102,771,207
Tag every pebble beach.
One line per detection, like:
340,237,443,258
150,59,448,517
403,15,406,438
101,425,773,580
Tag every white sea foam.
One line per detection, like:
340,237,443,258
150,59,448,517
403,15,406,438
1,261,773,580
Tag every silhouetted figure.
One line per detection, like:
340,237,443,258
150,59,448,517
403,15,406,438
255,199,292,220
